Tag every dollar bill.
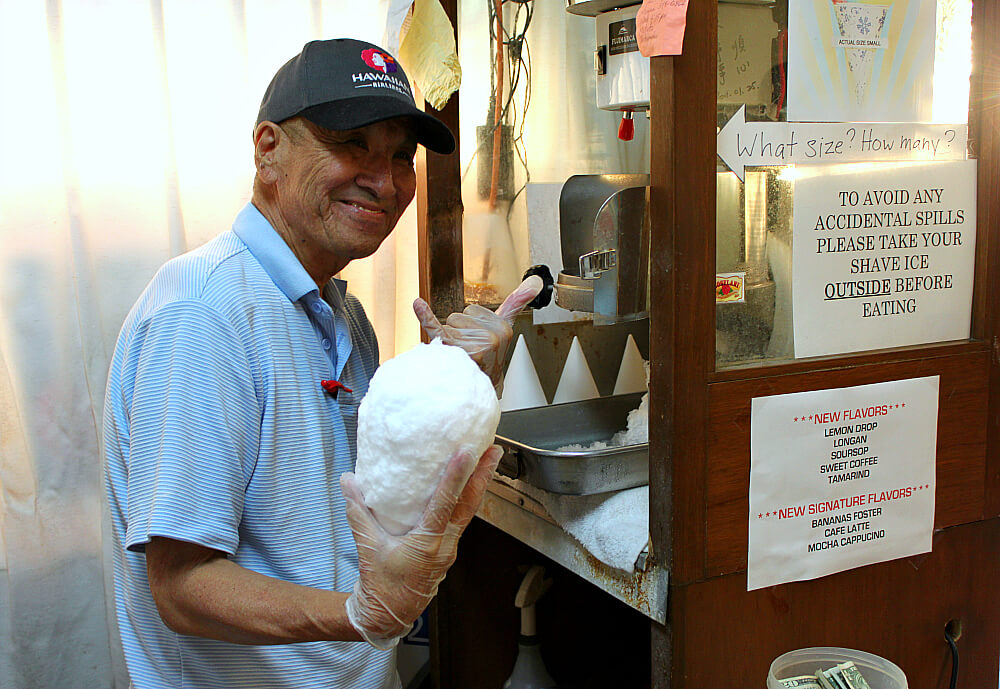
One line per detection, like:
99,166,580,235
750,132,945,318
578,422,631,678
778,676,823,689
822,666,852,689
839,662,873,689
779,661,873,689
814,669,839,689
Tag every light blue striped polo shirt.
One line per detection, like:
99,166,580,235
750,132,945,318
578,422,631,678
103,203,400,689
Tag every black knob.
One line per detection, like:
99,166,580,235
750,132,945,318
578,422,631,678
522,265,554,309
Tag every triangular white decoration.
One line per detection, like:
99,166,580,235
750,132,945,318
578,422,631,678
553,337,600,404
613,334,648,396
500,335,548,411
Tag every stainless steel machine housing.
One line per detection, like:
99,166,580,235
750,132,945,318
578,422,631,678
554,174,650,325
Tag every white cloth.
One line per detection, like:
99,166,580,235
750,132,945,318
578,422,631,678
498,476,649,573
398,0,462,111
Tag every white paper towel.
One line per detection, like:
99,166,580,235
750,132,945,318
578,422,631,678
497,475,649,573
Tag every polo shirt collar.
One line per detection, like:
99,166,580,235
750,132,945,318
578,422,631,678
233,203,348,304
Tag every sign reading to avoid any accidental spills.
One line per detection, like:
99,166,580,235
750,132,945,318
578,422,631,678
791,160,977,359
748,376,938,591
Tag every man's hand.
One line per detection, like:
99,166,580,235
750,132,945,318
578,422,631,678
341,444,504,649
412,276,544,388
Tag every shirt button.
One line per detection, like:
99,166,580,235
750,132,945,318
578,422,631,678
312,302,323,313
322,338,332,350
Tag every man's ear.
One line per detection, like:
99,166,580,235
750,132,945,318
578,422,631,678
253,121,282,184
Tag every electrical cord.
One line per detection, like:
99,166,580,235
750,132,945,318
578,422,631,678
488,0,532,126
488,0,504,209
506,2,532,215
944,626,959,689
471,0,533,214
497,0,533,217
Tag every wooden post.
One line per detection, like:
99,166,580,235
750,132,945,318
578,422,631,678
415,0,465,322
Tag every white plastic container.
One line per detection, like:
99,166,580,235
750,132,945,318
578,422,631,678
766,647,907,689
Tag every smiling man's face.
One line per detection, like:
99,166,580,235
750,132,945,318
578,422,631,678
263,116,418,282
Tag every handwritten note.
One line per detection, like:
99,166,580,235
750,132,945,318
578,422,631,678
718,2,778,105
636,0,690,57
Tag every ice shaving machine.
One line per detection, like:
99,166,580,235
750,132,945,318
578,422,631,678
552,174,650,325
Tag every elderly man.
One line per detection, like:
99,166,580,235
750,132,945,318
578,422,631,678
103,38,540,688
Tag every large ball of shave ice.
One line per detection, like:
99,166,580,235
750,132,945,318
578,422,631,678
354,338,501,535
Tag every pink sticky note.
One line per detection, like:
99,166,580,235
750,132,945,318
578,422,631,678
636,0,690,57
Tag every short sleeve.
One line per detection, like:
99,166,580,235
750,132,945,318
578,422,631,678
124,299,260,555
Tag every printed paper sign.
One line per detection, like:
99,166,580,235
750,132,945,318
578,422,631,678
748,376,938,591
792,160,977,358
636,0,690,57
787,0,937,122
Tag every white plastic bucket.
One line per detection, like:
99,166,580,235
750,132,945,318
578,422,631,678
766,647,907,689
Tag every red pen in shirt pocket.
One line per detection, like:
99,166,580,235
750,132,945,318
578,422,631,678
321,379,352,398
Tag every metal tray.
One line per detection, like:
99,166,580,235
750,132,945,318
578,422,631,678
494,392,648,495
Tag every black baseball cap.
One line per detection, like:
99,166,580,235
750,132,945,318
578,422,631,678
256,38,455,155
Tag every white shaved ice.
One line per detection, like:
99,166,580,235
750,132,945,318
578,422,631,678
557,361,649,452
355,339,501,535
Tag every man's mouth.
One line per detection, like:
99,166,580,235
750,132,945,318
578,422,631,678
341,200,386,216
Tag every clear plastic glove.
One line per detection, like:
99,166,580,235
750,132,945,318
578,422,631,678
412,275,544,389
342,444,504,649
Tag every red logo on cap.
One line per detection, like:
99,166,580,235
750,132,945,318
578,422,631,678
361,49,397,74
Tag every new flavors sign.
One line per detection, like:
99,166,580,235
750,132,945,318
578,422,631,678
748,377,937,590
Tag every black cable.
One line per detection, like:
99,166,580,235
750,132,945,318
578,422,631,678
485,0,531,130
471,0,534,208
496,0,531,126
502,0,532,214
944,626,959,689
487,0,496,99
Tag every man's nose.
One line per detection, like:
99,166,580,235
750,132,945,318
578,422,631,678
355,154,397,199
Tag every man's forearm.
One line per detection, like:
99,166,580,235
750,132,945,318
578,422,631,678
145,537,362,645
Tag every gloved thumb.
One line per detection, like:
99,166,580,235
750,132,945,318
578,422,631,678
494,275,544,324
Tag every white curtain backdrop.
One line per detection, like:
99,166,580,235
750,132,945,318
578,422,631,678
0,2,417,687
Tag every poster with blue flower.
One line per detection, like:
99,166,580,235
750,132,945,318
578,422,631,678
786,0,937,122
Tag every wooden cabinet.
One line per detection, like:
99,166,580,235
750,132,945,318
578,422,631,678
419,1,1000,687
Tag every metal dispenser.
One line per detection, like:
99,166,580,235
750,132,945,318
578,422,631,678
553,174,650,325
